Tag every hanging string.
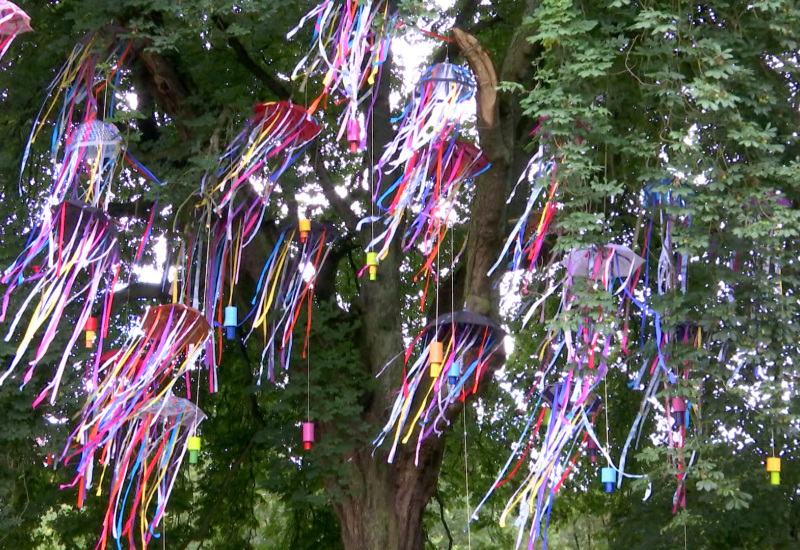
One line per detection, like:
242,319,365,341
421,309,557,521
463,405,472,549
604,377,610,450
772,427,775,457
370,99,375,244
453,212,471,547
303,83,312,426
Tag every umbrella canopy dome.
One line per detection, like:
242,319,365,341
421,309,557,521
562,244,644,280
0,1,32,35
252,101,321,143
418,63,475,90
52,200,118,241
423,310,506,340
140,304,211,349
67,121,123,158
425,140,490,182
137,394,207,424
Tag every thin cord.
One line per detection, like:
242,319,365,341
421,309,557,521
370,105,375,243
454,222,470,546
303,77,311,423
451,218,456,314
772,427,775,457
604,377,610,450
463,406,472,549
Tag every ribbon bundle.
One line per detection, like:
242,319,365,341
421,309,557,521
0,201,120,403
60,304,211,549
288,0,393,151
374,311,504,464
248,221,337,381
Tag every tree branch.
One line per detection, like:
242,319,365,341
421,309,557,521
312,143,359,230
112,282,171,304
134,47,196,141
429,18,505,65
107,199,156,221
212,15,293,100
435,491,454,550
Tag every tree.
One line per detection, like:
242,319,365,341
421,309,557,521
2,1,800,550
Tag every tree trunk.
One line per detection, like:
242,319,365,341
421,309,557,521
331,440,445,550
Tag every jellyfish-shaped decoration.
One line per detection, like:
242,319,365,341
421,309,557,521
0,201,120,405
61,306,211,518
248,221,338,382
288,0,393,152
473,379,603,548
374,311,505,464
23,37,136,190
475,245,652,548
76,393,206,550
522,243,646,334
207,101,321,217
0,1,31,60
50,121,124,208
489,146,558,277
365,139,490,283
377,64,475,175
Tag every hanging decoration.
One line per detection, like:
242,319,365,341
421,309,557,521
204,101,321,218
476,381,603,547
0,35,164,405
194,103,322,347
374,311,505,464
83,393,205,550
247,220,338,382
376,63,475,177
192,193,269,361
0,1,31,60
0,201,120,404
767,456,781,485
288,0,393,152
60,305,211,520
641,179,692,296
364,139,490,279
474,244,654,549
617,181,694,509
51,120,125,210
302,421,315,451
22,37,143,204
